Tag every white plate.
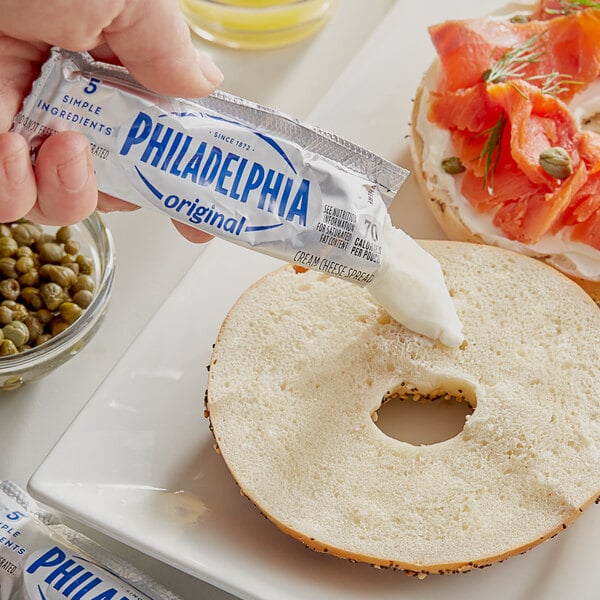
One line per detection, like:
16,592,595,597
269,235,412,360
27,235,600,600
29,1,600,598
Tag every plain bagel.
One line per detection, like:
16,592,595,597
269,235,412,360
205,240,600,576
410,62,600,303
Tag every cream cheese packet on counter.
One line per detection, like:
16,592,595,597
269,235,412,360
0,480,182,600
12,49,463,346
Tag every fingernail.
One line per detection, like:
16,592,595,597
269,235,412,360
197,50,224,87
57,149,90,192
1,148,29,187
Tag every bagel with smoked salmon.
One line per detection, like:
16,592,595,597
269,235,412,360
410,0,600,301
205,240,600,575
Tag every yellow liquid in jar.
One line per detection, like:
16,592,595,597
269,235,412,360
179,0,338,50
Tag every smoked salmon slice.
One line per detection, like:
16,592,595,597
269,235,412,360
493,160,587,243
426,4,600,250
428,83,502,133
486,80,581,186
429,9,600,101
571,209,600,248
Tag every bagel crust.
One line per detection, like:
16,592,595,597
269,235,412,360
206,241,600,575
410,69,600,303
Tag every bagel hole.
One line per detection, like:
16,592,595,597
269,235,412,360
374,384,475,446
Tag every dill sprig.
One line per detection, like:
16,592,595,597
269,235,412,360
476,113,507,193
529,71,582,95
482,32,581,95
545,0,600,15
483,34,545,84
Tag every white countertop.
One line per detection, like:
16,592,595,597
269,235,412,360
3,1,599,599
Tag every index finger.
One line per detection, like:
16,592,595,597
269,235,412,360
103,0,224,98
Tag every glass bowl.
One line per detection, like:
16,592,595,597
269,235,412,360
0,213,115,391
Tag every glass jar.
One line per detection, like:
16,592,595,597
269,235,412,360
0,213,115,391
179,0,338,50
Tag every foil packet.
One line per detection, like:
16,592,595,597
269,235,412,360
0,480,181,600
12,48,409,286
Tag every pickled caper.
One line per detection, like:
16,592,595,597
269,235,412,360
35,333,52,347
39,242,65,264
62,261,80,276
21,287,43,310
0,306,12,325
59,301,83,324
64,239,80,255
0,237,18,258
50,317,69,337
40,264,77,288
0,278,20,301
509,14,529,23
441,156,466,175
39,282,67,311
37,232,54,245
0,258,18,279
0,339,18,356
18,268,39,287
15,255,34,274
0,219,98,357
23,315,44,343
72,274,95,294
2,300,19,311
3,321,30,347
16,246,34,259
539,147,573,179
76,254,94,275
72,289,93,308
55,226,72,244
61,253,77,265
35,308,53,325
12,222,42,246
10,302,29,322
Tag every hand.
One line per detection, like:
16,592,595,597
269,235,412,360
0,0,223,243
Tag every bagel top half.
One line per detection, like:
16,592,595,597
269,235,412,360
409,9,600,303
206,240,600,576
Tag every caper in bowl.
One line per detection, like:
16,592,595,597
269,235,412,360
0,213,115,390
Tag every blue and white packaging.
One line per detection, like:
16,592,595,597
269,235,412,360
0,480,182,600
12,48,408,286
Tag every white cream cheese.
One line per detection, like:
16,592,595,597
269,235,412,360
417,62,600,282
366,217,464,348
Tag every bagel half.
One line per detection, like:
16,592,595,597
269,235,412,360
206,240,600,576
410,22,600,303
410,71,600,303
